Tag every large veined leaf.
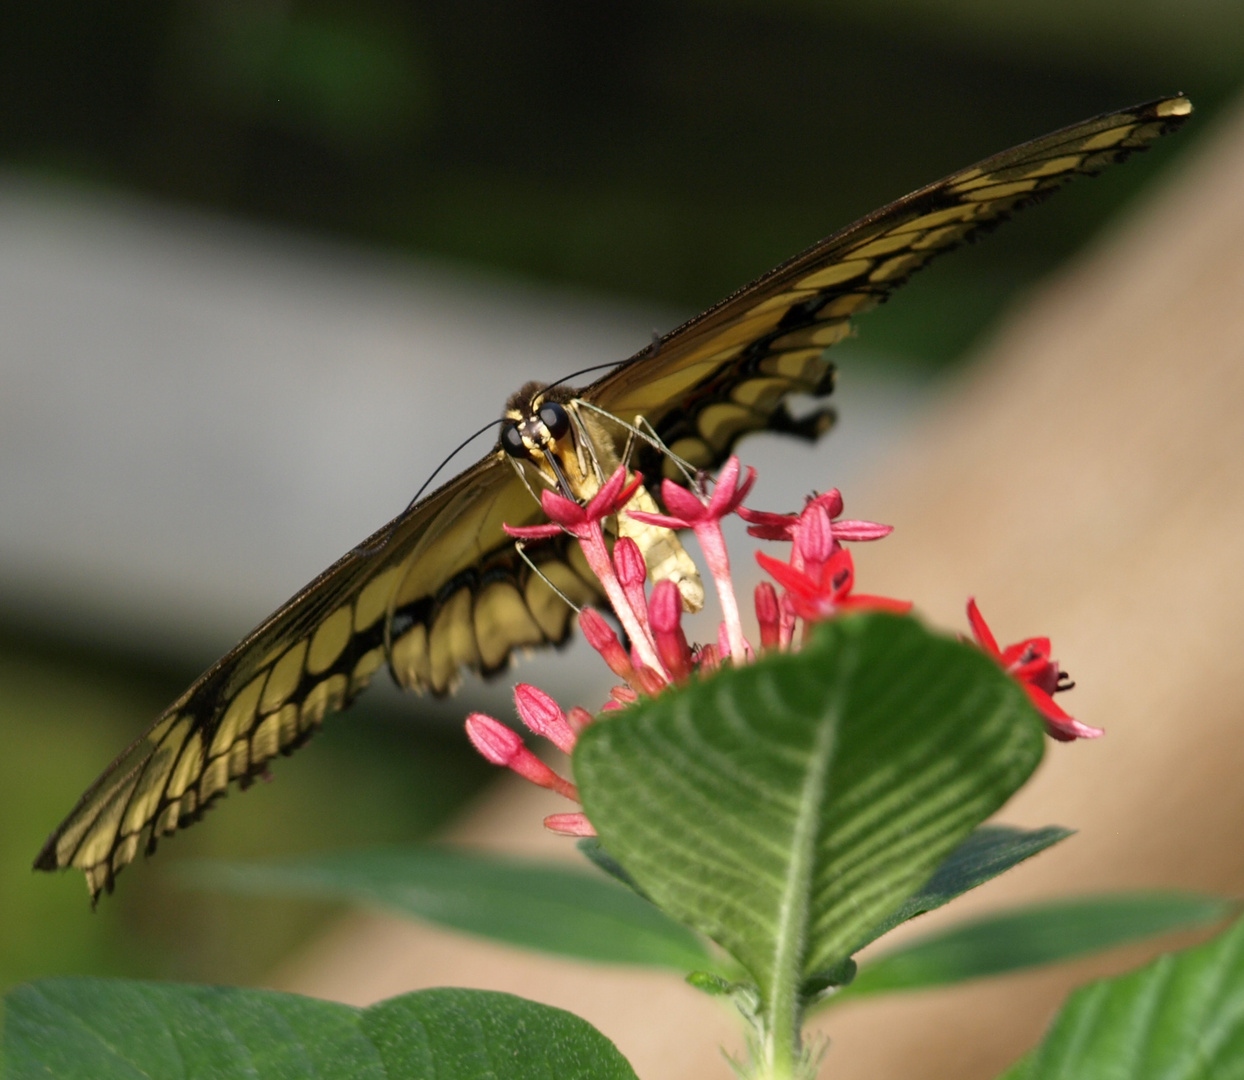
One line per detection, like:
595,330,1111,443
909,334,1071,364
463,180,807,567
574,613,1045,1009
841,892,1235,1000
1002,915,1244,1080
1,978,639,1080
178,846,713,970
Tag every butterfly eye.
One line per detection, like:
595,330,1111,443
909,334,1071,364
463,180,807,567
501,422,529,459
539,402,570,440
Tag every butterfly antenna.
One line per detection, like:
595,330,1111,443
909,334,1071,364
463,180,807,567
542,359,626,395
352,417,503,557
513,541,582,614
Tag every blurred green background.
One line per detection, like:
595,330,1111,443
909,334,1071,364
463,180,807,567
2,0,1240,994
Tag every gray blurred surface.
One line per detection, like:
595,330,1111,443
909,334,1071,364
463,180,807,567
0,178,928,686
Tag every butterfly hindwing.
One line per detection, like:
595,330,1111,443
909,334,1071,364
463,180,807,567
35,457,603,898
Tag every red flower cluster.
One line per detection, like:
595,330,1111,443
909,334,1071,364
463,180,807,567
466,457,1095,835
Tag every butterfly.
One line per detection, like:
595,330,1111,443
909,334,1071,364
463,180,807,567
36,96,1190,901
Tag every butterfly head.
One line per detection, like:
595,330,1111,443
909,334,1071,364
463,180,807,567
501,382,584,498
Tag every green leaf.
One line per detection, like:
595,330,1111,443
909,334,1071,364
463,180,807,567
574,613,1045,1008
842,892,1236,1001
178,845,712,971
577,837,650,897
1002,915,1244,1080
1,978,639,1080
853,824,1074,952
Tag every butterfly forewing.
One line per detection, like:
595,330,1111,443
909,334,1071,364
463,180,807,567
586,96,1191,479
37,95,1190,900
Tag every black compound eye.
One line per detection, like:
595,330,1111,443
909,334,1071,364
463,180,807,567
501,422,529,459
538,401,570,440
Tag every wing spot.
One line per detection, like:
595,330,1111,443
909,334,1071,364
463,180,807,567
849,233,915,258
771,320,850,350
260,640,309,713
869,253,929,282
475,582,543,671
697,402,757,450
1012,154,1084,180
210,674,264,757
351,646,386,695
910,224,969,250
252,712,282,762
121,731,185,835
745,289,818,317
167,731,204,800
199,756,230,802
795,259,872,291
227,741,249,779
961,179,1039,202
760,349,829,384
1079,125,1135,151
301,674,348,728
354,567,399,633
818,292,877,318
112,833,140,873
731,377,794,411
157,801,180,836
277,702,301,749
307,606,353,675
391,623,432,690
429,588,480,693
886,204,978,234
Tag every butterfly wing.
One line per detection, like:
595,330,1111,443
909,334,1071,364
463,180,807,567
585,96,1191,477
34,453,602,899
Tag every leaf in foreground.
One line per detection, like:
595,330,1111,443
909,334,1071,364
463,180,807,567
178,845,711,970
1,978,638,1080
574,613,1045,1006
1003,914,1244,1080
842,891,1235,1000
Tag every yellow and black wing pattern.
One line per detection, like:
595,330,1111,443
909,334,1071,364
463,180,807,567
585,96,1191,479
35,457,603,900
36,96,1189,901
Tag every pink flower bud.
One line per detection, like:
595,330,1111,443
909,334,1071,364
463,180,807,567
567,706,594,734
610,685,638,706
465,714,579,799
613,537,651,640
579,607,636,681
796,502,834,561
513,684,577,753
649,579,692,681
633,665,668,696
613,536,646,587
464,712,523,765
544,812,596,836
755,582,780,649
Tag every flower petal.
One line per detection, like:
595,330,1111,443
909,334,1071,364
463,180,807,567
504,522,565,541
966,598,1002,658
756,550,819,598
1025,685,1103,741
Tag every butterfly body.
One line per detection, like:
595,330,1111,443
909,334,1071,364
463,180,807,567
36,96,1192,901
501,382,706,611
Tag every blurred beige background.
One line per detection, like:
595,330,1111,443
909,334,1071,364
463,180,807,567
266,93,1244,1079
